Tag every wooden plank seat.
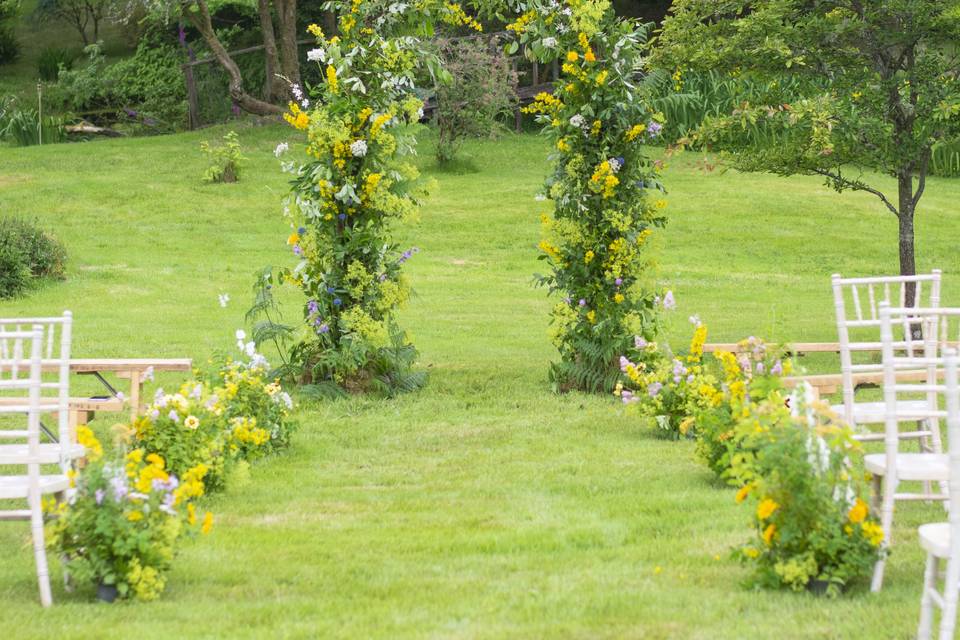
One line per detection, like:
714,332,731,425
784,369,938,398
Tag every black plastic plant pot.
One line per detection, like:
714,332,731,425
96,582,119,603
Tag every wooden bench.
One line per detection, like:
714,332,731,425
703,342,843,356
784,369,938,400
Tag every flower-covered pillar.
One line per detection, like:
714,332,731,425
265,0,481,394
506,0,668,392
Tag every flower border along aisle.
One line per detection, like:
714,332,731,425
261,0,482,396
506,0,668,392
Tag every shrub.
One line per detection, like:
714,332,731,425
200,131,245,183
46,433,212,601
931,138,960,178
37,46,75,81
0,24,17,64
728,393,884,595
0,217,67,298
432,36,518,163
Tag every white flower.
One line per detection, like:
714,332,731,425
607,158,622,173
350,139,368,157
218,292,230,307
688,314,701,326
291,83,303,100
416,107,424,120
534,194,547,202
307,48,325,63
244,341,257,358
301,98,310,109
235,329,246,341
542,37,557,48
569,114,586,128
143,366,154,383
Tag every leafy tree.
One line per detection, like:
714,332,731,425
35,0,116,45
656,1,960,298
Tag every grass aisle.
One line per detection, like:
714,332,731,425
1,125,958,637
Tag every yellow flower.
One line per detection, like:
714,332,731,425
743,547,760,559
187,502,196,526
287,232,300,246
202,511,214,535
862,521,884,547
584,250,595,264
762,523,776,545
145,453,164,469
586,310,596,324
757,498,779,520
77,425,103,461
848,498,868,524
307,23,324,37
184,415,200,430
626,124,645,141
584,49,596,63
613,293,625,304
566,51,579,62
326,65,338,93
595,70,608,85
735,484,751,504
127,510,144,522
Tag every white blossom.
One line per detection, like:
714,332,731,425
569,114,586,128
307,48,326,63
218,292,230,307
542,37,557,48
273,143,289,158
350,139,368,157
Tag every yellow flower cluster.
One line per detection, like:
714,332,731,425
230,416,270,448
506,10,535,33
625,124,645,141
688,324,707,362
589,161,619,198
284,103,310,130
444,2,482,32
522,92,563,116
77,425,102,461
326,65,339,94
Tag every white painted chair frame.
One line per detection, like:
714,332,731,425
917,348,960,640
872,304,956,592
0,312,76,473
0,325,64,607
832,271,942,446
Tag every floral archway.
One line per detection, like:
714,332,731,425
260,0,667,395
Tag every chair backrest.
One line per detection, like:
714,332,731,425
879,303,960,476
0,312,72,453
0,325,45,455
833,272,941,424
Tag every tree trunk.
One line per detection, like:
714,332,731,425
257,0,285,102
274,0,301,89
897,170,917,306
184,0,283,116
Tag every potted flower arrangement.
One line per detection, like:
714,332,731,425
692,336,790,477
729,392,884,595
616,319,709,439
46,444,211,602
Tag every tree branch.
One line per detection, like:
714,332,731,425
812,168,900,218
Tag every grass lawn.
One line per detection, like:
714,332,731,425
1,125,959,638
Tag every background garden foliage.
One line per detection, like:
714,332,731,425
0,217,66,299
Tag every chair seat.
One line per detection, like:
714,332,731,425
0,443,85,465
919,522,952,559
864,453,950,481
831,400,933,425
0,474,70,499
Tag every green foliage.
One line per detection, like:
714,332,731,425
0,107,66,146
200,130,245,183
728,394,884,595
508,0,668,392
55,35,187,131
433,36,518,163
0,0,19,64
37,46,75,81
655,0,960,220
0,217,67,298
931,138,960,178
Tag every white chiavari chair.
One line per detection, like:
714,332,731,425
832,272,943,448
0,325,71,607
917,347,960,640
870,303,958,591
0,312,82,471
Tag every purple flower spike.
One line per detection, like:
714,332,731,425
95,489,105,505
615,278,623,286
648,382,663,397
578,299,587,307
647,121,662,137
293,245,302,256
318,323,330,334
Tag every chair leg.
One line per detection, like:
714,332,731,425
918,553,939,640
940,555,960,640
29,489,53,607
872,473,897,592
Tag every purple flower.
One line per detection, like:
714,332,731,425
687,375,695,383
379,274,388,282
307,300,319,315
178,25,186,45
168,410,180,423
662,290,676,310
635,336,648,349
317,323,330,334
619,356,631,372
648,382,663,397
313,316,325,326
189,383,202,400
293,245,302,256
338,213,347,221
95,489,105,505
615,278,623,286
647,122,662,137
110,476,127,502
326,286,336,294
333,298,342,306
298,227,306,234
756,362,765,375
771,360,783,376
621,389,636,404
578,299,587,307
150,409,160,420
